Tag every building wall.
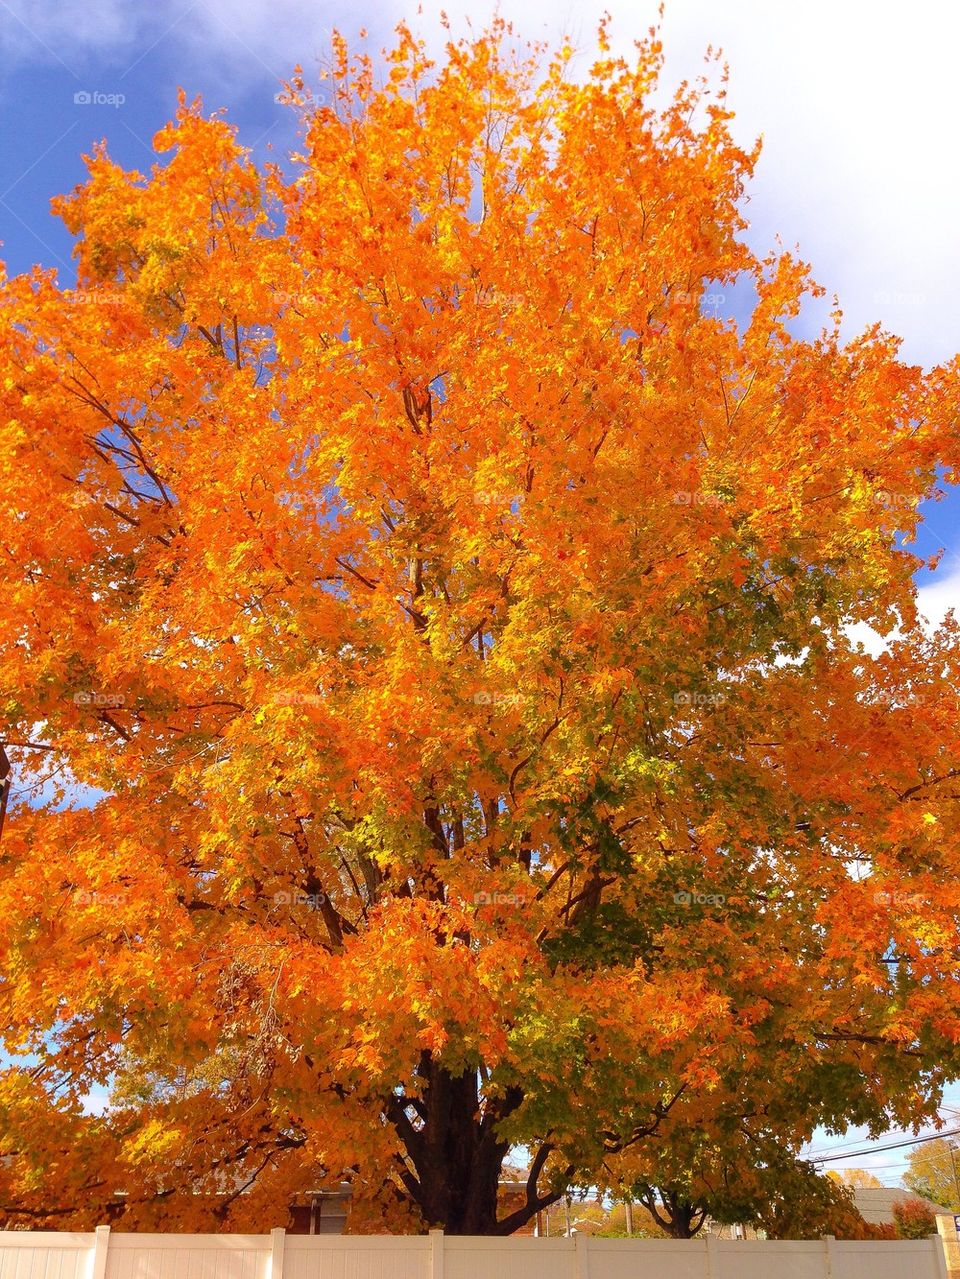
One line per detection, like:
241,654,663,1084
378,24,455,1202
937,1216,959,1279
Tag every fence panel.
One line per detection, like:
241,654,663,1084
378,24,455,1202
829,1239,941,1279
0,1232,93,1279
0,1228,948,1279
444,1237,571,1279
714,1239,827,1279
106,1234,270,1279
575,1237,709,1279
284,1235,429,1279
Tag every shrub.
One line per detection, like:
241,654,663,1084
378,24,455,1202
892,1196,937,1239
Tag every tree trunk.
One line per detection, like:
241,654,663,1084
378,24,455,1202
638,1186,707,1239
387,1055,561,1234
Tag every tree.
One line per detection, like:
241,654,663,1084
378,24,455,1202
559,1197,665,1238
828,1169,884,1189
892,1196,937,1239
756,1166,873,1241
620,1154,886,1241
3,17,960,1235
611,1127,878,1241
903,1138,960,1210
630,1183,709,1239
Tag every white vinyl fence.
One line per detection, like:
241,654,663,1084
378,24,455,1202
0,1226,949,1279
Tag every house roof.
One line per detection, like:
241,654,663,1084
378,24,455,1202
852,1187,949,1224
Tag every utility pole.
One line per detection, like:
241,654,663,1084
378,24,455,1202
940,1109,960,1209
949,1141,960,1209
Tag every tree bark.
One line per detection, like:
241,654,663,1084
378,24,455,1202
387,1057,565,1234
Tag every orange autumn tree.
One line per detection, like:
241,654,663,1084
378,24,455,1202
3,19,960,1235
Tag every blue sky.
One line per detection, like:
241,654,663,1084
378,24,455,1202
3,0,960,1187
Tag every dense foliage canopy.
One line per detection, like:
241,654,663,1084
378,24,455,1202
2,19,960,1234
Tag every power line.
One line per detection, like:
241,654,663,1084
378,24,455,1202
810,1127,960,1165
806,1117,960,1160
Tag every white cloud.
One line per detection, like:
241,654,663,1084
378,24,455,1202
0,0,356,86
81,1089,111,1116
844,619,892,658
841,567,960,658
916,569,960,629
0,0,141,66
